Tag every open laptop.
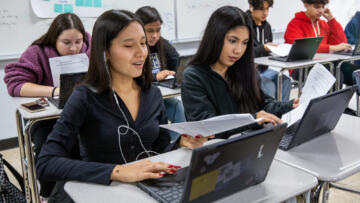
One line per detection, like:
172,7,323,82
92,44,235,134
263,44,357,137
155,72,181,89
269,37,323,62
48,72,86,109
279,86,357,151
334,34,360,56
137,123,287,203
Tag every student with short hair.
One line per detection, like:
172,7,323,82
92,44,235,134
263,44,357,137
36,10,206,203
136,6,186,130
3,13,91,199
247,0,292,101
284,0,360,85
344,11,360,66
181,6,299,139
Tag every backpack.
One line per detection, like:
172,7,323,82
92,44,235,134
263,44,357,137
0,153,26,203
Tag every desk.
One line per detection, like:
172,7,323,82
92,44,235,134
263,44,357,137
332,55,360,90
254,53,343,100
64,148,317,203
13,97,61,203
275,114,360,203
12,86,180,203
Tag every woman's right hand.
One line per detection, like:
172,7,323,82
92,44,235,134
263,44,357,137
256,110,282,125
110,160,180,182
156,70,176,81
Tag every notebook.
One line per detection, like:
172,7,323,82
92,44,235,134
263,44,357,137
269,37,323,62
279,86,356,151
48,72,86,109
137,123,287,203
334,34,360,56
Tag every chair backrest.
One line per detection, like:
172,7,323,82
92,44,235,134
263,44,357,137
353,70,360,95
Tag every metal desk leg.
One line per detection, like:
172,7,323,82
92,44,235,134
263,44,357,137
24,121,40,203
335,62,343,91
322,182,330,203
298,68,304,98
15,111,32,202
356,95,360,117
277,70,283,101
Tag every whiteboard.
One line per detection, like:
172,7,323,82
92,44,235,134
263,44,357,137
176,0,248,40
0,0,175,59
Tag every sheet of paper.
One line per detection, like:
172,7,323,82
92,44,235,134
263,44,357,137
49,53,89,87
281,63,335,126
267,44,292,57
160,114,256,137
299,63,336,105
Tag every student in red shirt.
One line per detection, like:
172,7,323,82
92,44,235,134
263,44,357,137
284,0,359,85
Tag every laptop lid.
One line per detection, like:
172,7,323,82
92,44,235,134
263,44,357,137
287,86,356,149
181,123,287,203
286,37,323,62
57,72,86,108
351,33,360,56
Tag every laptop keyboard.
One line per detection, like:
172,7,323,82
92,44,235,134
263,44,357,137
279,125,297,149
153,181,184,202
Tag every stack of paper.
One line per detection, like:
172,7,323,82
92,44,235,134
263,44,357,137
267,44,292,57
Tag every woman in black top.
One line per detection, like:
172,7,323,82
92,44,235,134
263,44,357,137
36,10,205,202
136,7,186,135
181,6,299,138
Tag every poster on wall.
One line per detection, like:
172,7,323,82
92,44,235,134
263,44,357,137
31,0,104,18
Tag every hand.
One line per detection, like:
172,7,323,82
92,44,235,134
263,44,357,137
156,70,176,81
264,42,278,52
179,134,214,149
110,160,181,182
323,8,334,21
256,110,282,125
330,43,353,52
292,98,300,108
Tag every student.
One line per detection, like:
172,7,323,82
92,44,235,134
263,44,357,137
3,13,91,199
247,0,292,101
344,11,360,66
181,6,299,139
36,10,206,202
284,0,360,85
135,6,186,128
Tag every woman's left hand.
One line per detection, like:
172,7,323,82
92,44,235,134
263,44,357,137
179,134,214,149
293,98,300,108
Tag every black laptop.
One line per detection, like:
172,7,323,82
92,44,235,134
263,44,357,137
334,34,360,56
137,123,287,203
269,37,323,62
48,72,86,109
279,86,356,151
155,73,181,89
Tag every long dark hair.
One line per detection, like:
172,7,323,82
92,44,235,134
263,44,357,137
189,6,262,113
32,13,86,47
84,9,152,93
135,6,167,70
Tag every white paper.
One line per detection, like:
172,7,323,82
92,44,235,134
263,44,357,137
281,63,335,126
267,44,292,57
299,63,336,105
49,53,89,87
160,114,256,137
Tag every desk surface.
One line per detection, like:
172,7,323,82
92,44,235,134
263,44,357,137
12,87,180,120
254,53,360,69
348,94,357,112
276,114,360,182
65,148,317,203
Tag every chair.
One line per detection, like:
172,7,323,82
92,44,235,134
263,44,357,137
353,70,360,116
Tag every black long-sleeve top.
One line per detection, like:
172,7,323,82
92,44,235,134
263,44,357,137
181,65,293,138
36,84,170,185
150,38,180,81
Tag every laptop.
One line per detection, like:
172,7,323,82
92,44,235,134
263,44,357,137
155,73,181,89
269,37,323,62
48,72,86,109
137,123,287,203
279,86,357,151
334,34,360,56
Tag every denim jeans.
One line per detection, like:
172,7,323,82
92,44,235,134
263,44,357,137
163,97,186,142
260,69,291,101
